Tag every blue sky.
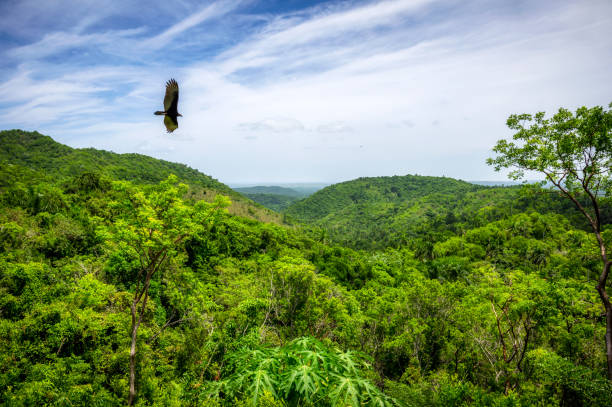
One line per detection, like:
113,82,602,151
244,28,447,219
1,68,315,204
1,0,611,183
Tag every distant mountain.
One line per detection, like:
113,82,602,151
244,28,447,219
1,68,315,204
469,180,523,186
234,186,304,197
233,185,324,212
283,174,582,250
237,193,302,212
284,175,483,223
275,183,330,196
231,183,329,196
0,129,281,223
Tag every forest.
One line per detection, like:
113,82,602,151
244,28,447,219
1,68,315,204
2,107,612,406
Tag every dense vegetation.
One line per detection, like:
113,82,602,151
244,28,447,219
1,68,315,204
285,176,481,223
1,129,612,405
283,175,593,251
0,130,280,224
488,103,612,380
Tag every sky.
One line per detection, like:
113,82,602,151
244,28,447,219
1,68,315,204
1,0,611,184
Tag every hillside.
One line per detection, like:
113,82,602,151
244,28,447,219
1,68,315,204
284,174,592,250
285,175,483,222
284,175,489,249
0,129,281,223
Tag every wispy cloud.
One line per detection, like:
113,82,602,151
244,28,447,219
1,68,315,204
317,122,352,133
217,0,436,79
237,118,304,133
7,28,145,60
142,0,244,50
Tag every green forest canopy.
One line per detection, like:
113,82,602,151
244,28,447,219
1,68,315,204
0,129,282,224
1,129,611,406
282,174,601,251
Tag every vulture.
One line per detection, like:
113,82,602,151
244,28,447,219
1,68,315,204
154,79,182,133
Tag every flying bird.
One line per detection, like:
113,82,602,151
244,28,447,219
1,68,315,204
154,79,182,133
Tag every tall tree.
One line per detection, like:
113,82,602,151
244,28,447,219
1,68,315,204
102,175,229,404
487,103,612,379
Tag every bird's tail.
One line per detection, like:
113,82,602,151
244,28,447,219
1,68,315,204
154,111,165,115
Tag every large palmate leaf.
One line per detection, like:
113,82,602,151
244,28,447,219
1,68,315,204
281,363,324,403
249,369,278,405
217,336,399,406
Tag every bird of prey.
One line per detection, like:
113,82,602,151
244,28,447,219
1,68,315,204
154,79,182,133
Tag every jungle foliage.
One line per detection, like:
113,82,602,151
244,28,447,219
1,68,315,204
283,175,601,251
0,130,281,224
1,129,611,406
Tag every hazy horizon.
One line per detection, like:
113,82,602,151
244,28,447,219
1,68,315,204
228,179,525,188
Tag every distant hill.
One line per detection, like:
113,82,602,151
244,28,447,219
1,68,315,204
283,174,586,250
274,183,330,196
469,180,523,186
284,175,483,223
233,185,324,212
237,193,302,212
234,186,304,197
0,129,281,223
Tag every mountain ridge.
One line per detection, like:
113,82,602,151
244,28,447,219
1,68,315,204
282,173,588,250
0,129,282,223
284,174,485,222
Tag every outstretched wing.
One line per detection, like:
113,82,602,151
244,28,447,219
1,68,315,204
164,115,178,133
163,79,179,114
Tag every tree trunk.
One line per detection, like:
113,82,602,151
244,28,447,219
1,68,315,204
606,305,612,381
128,303,138,405
596,262,612,380
128,275,153,405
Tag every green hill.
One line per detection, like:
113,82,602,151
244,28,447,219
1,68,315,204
284,175,483,222
0,129,281,223
0,129,232,192
283,174,589,250
283,175,485,249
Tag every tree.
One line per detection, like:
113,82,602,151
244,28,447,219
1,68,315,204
102,175,229,404
487,103,612,380
460,269,555,393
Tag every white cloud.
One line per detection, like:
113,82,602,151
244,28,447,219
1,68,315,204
317,121,352,133
237,118,305,133
1,0,612,183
